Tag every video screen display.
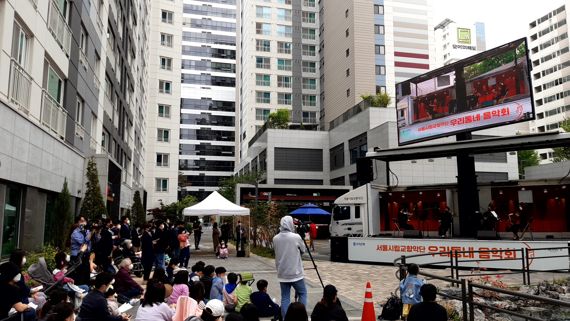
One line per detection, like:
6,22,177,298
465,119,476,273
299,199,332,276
396,38,534,145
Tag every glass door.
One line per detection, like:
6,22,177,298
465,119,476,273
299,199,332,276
2,186,22,257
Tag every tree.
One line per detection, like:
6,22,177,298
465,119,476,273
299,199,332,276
132,190,145,225
156,195,198,222
80,158,107,219
49,179,73,249
553,119,570,162
219,171,265,203
517,150,540,178
361,92,391,107
267,109,290,129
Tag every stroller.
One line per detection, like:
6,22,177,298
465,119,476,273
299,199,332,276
112,240,144,277
27,257,86,307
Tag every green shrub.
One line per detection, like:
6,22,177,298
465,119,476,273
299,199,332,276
251,246,274,259
24,245,59,272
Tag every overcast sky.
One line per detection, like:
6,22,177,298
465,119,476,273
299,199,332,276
432,0,567,48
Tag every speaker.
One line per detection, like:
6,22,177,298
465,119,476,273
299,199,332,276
356,158,373,185
330,237,348,262
403,230,423,238
476,230,499,240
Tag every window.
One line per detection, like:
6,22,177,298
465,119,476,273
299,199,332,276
302,61,316,73
377,86,387,94
157,128,170,142
278,42,292,54
302,111,316,123
160,33,173,47
256,39,271,52
302,94,316,106
346,68,350,77
277,0,292,4
329,143,344,170
302,28,316,40
302,44,316,56
375,65,386,75
277,59,292,71
375,45,385,55
256,22,271,35
79,25,88,54
256,56,271,69
374,5,384,15
302,12,316,23
76,96,84,126
375,24,385,34
161,10,173,23
277,75,292,88
256,108,270,121
256,6,271,19
256,74,271,86
46,64,64,104
160,56,172,70
156,153,169,167
278,93,292,105
349,133,367,164
12,21,31,68
276,25,292,37
155,178,168,192
302,78,316,90
303,0,315,7
277,8,292,21
345,28,349,37
345,48,350,57
346,88,350,97
158,104,171,118
256,91,271,104
159,80,172,94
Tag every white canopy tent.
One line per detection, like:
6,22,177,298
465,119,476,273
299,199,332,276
182,191,250,255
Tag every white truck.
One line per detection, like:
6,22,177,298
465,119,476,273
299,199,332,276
329,183,387,237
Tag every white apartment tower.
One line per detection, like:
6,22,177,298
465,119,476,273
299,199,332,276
434,19,486,67
528,4,570,162
236,0,320,161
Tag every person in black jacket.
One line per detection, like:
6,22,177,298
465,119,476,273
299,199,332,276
78,272,128,321
120,216,131,244
407,284,447,321
141,223,156,281
94,219,114,273
310,284,348,321
250,279,280,320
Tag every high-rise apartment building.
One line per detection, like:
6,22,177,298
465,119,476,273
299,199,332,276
0,0,149,256
434,19,486,67
145,0,182,208
236,0,320,161
528,4,570,162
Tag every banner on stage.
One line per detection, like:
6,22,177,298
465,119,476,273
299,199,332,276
347,237,569,271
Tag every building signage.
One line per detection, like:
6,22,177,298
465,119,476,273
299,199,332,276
457,27,471,44
348,237,569,270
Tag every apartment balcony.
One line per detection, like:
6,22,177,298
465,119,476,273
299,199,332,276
75,122,86,141
41,90,67,139
79,50,88,72
48,0,72,56
104,94,114,118
8,59,32,113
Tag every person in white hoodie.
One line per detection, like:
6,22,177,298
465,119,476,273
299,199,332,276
273,215,307,319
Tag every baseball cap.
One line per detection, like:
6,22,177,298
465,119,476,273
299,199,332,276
205,299,225,317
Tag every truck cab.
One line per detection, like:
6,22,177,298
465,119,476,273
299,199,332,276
330,204,364,237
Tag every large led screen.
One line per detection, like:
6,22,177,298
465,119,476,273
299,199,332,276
396,38,534,146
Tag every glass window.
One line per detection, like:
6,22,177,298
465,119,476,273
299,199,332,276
160,56,172,70
333,206,350,221
12,21,31,68
278,42,292,54
256,22,271,35
276,25,293,37
375,65,386,75
256,74,271,86
159,80,172,93
302,78,316,90
156,153,170,167
46,64,64,104
157,128,170,142
255,108,270,121
161,10,173,23
278,93,292,105
276,0,292,4
302,111,316,123
302,61,316,73
3,185,22,256
76,96,84,126
374,5,384,14
256,91,271,104
302,94,316,106
256,39,271,52
302,11,316,23
160,33,173,47
303,0,315,7
302,44,316,56
256,56,271,69
277,75,292,88
375,45,385,55
158,104,171,118
155,178,168,192
277,8,292,21
375,24,385,34
302,28,316,40
80,25,88,54
277,59,292,71
256,6,271,19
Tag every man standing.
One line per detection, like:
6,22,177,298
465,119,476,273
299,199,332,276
70,216,91,261
273,215,307,318
235,221,245,251
193,220,202,250
407,284,447,321
120,216,131,243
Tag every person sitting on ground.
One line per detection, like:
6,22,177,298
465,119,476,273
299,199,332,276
239,303,260,321
168,270,190,305
114,258,144,301
152,268,173,298
53,251,89,297
166,258,180,283
199,299,225,321
310,284,348,321
10,249,47,309
201,265,216,301
400,263,425,320
78,272,128,321
45,302,75,321
135,279,175,321
190,281,207,316
105,287,120,316
38,288,68,321
250,279,280,320
0,262,37,321
283,302,308,321
407,284,447,321
210,267,227,301
190,263,205,283
223,272,239,312
235,273,253,312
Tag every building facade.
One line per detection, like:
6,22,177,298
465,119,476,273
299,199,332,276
434,19,486,67
528,4,570,162
236,0,321,161
0,0,149,256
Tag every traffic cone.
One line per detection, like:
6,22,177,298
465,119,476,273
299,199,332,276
361,281,376,321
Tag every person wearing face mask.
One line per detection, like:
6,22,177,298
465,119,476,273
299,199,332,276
78,272,129,321
114,258,143,301
0,262,37,321
10,249,47,310
153,222,168,270
120,216,131,244
94,219,115,274
141,223,156,281
70,216,91,261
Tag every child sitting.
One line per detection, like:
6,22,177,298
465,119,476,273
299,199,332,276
223,272,238,312
218,241,229,259
250,279,280,320
105,287,120,316
53,252,89,297
235,273,253,312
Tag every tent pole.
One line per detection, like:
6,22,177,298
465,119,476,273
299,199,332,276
247,214,251,257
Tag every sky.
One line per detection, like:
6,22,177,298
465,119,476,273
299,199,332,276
432,0,567,48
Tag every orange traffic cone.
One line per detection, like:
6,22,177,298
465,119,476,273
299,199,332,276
361,281,376,321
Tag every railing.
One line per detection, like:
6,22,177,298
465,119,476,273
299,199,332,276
79,50,88,72
41,90,67,139
47,0,72,55
75,122,86,140
8,59,32,113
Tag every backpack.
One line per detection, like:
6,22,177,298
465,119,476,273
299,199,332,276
380,293,403,320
